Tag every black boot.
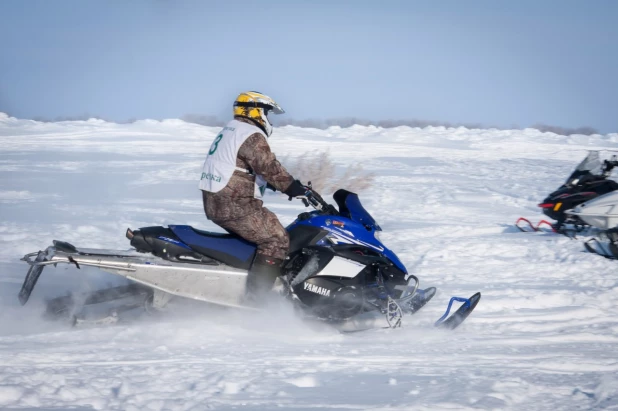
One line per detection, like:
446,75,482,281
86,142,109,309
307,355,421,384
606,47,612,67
244,254,283,305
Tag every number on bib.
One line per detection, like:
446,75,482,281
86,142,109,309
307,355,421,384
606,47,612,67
209,134,223,155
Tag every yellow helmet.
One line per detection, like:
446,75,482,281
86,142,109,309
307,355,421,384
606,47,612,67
233,91,284,137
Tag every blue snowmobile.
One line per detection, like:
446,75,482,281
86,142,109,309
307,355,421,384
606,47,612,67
18,188,480,331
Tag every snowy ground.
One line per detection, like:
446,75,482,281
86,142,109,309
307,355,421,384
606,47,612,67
1,111,618,410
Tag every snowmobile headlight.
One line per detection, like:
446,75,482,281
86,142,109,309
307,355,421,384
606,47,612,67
374,230,382,241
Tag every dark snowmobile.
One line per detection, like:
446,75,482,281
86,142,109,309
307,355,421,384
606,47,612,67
18,188,480,332
516,151,618,234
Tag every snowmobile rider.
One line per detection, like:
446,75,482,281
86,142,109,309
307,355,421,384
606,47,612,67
199,91,309,300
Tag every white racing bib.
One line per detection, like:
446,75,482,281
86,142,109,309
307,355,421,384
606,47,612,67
198,119,268,198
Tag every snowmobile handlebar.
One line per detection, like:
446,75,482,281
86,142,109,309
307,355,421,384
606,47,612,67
303,189,326,209
299,182,339,216
602,157,618,176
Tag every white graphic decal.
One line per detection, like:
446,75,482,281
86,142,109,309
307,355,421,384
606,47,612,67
325,232,384,252
316,256,366,278
333,227,355,237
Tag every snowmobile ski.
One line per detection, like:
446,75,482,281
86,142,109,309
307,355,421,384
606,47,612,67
434,292,481,330
514,217,595,239
583,238,613,259
583,231,618,259
515,217,556,233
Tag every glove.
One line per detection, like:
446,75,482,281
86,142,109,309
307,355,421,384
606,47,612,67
283,180,310,205
266,183,276,192
283,179,308,197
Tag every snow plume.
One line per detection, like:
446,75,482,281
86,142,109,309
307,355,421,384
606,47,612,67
282,150,375,195
137,295,338,346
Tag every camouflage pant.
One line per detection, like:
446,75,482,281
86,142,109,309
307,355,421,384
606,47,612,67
209,207,290,261
203,189,290,260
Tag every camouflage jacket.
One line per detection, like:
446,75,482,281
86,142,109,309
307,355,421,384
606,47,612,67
202,117,294,221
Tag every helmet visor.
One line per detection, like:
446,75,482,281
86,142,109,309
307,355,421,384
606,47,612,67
235,101,285,115
270,102,285,115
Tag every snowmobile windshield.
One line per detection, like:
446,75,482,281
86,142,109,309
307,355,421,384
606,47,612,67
566,151,603,185
333,189,382,231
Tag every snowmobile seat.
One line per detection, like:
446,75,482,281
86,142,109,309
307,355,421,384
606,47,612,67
169,225,257,270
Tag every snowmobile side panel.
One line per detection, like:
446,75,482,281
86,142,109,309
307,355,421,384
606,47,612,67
20,247,251,308
567,191,618,229
295,276,347,310
330,244,392,266
578,214,618,230
108,262,248,308
287,225,328,255
288,214,407,274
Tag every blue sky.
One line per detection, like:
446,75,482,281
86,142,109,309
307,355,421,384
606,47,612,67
1,0,617,132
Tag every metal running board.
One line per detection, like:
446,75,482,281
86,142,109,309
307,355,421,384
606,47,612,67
19,243,250,308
